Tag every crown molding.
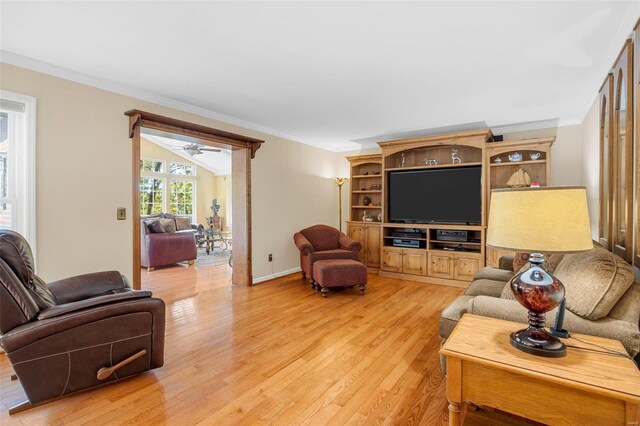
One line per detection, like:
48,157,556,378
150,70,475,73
0,50,350,152
489,117,582,136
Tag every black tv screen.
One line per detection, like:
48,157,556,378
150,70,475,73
388,166,481,224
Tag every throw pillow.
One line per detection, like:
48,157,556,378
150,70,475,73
553,247,634,320
500,282,515,300
147,220,165,233
175,217,192,231
512,252,531,273
158,218,177,233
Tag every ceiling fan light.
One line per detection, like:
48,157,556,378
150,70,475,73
185,147,200,156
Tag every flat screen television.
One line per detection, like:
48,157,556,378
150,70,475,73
388,166,482,224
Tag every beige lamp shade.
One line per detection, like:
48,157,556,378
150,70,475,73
487,186,593,253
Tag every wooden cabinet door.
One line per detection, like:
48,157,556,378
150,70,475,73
381,247,402,272
454,255,481,282
365,224,381,268
403,250,427,276
347,223,365,264
428,252,454,279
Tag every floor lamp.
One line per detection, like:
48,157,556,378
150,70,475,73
333,177,348,232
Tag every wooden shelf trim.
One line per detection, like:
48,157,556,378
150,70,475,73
385,162,482,172
489,159,546,167
352,190,382,193
352,174,382,179
353,205,382,209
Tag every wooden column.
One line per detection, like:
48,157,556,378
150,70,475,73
232,147,252,286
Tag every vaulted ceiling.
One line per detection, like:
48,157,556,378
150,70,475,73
1,1,638,151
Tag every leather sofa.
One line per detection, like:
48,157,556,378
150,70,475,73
0,230,165,413
293,224,361,283
141,213,202,270
439,247,640,368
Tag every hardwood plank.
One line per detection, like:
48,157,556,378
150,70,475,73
0,264,462,425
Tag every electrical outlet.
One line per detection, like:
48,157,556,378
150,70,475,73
117,207,126,220
268,254,273,262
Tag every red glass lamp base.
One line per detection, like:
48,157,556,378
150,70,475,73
510,325,566,358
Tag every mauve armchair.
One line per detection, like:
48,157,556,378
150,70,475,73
293,224,361,285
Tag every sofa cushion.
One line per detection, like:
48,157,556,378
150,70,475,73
500,282,516,300
158,218,177,233
464,279,506,298
439,295,475,339
147,220,166,233
554,247,634,320
608,282,640,326
175,217,191,231
474,267,513,283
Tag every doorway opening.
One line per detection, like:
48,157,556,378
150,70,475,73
125,110,264,289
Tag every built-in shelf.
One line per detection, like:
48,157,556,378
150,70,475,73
352,174,383,178
352,190,382,193
385,162,483,172
431,240,482,246
489,159,546,167
383,236,427,241
428,248,482,255
353,205,382,209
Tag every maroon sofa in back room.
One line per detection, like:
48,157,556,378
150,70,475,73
140,214,202,271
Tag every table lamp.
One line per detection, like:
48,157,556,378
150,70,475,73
486,187,593,357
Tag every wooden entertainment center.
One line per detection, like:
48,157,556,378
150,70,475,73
346,129,554,287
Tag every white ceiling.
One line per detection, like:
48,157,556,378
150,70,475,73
142,133,232,175
1,1,638,151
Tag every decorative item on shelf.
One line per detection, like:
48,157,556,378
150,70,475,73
506,169,531,187
451,147,462,164
530,152,541,160
361,187,366,191
372,171,381,175
400,153,406,167
494,156,502,163
362,171,369,175
377,213,383,222
364,215,374,222
332,177,348,232
530,180,540,188
508,152,523,162
370,183,382,190
361,210,367,221
424,158,438,166
363,196,371,206
377,201,382,206
486,187,593,358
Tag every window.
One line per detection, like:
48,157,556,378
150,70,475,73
139,159,196,221
140,177,164,216
170,180,194,217
0,91,36,251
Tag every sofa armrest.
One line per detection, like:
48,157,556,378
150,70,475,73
499,255,515,272
38,290,152,320
48,271,129,304
294,232,314,255
338,233,361,252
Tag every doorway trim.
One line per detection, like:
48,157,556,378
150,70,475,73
125,109,264,289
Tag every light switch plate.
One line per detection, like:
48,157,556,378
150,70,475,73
117,207,126,220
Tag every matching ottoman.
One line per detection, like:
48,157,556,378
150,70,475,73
312,259,367,298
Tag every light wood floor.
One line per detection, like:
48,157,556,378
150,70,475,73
0,264,463,425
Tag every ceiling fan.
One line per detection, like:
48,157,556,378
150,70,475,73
173,143,221,156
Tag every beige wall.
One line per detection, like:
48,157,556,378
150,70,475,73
580,99,600,240
1,62,339,282
140,137,218,224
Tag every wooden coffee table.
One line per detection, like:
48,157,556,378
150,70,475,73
440,314,640,425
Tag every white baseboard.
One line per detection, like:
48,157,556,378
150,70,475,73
253,267,301,285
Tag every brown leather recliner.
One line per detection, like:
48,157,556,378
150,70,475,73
293,224,361,284
0,230,165,414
